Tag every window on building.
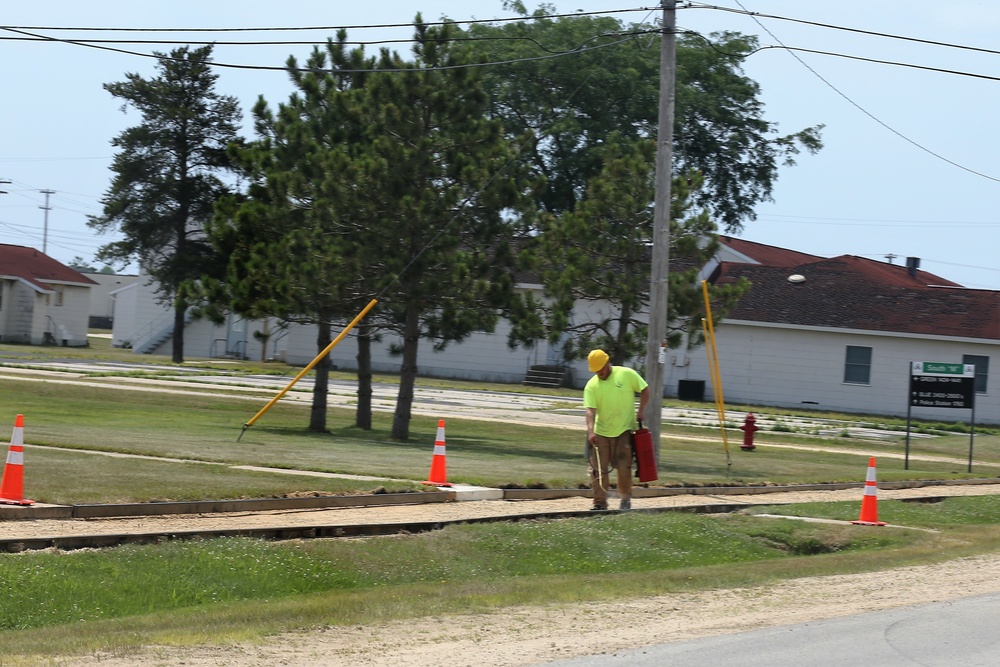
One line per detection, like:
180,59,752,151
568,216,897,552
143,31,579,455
844,345,872,384
54,285,65,307
963,354,990,394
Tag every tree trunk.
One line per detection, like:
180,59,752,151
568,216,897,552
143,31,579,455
355,325,373,430
171,301,185,364
309,320,332,432
613,304,631,365
259,318,271,363
391,304,420,441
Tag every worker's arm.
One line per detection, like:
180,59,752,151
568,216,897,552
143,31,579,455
586,407,598,445
637,386,650,425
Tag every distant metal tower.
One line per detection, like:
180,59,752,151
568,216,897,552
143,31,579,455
39,189,55,254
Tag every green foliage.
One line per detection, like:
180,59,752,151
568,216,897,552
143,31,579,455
66,256,115,274
515,142,749,364
88,45,243,363
467,10,823,231
465,12,800,362
211,21,535,440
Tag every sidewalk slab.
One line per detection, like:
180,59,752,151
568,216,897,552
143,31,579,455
447,484,504,501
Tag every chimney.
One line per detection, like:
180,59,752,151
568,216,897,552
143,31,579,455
906,257,920,277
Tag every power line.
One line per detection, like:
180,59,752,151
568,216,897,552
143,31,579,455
688,2,1000,58
6,7,1000,84
723,0,1000,185
0,156,111,162
0,8,648,33
0,34,566,48
0,7,654,68
924,258,1000,274
0,24,653,73
0,28,659,55
748,45,1000,84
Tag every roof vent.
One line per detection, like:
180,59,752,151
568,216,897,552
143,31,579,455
906,257,920,277
787,274,806,284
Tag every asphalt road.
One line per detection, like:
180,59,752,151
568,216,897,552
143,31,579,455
537,592,1000,667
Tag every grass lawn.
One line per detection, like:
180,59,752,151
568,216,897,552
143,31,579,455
4,374,998,504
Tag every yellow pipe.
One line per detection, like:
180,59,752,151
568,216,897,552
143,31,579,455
701,318,728,454
238,298,378,439
701,281,731,462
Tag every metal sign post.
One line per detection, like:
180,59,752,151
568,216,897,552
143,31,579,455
906,362,976,471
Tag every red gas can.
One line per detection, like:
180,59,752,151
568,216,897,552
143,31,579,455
633,420,658,482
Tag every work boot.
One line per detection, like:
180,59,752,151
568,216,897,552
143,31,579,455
619,498,631,512
591,503,608,511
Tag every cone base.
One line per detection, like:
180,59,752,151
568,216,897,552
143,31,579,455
0,497,35,506
421,481,453,487
850,520,886,526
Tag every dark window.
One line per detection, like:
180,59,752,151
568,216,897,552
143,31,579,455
844,346,872,384
963,355,989,394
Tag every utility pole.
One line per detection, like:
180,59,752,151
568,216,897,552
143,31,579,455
0,178,10,195
642,0,677,461
39,189,55,254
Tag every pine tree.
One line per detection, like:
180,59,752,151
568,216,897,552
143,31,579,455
89,46,242,363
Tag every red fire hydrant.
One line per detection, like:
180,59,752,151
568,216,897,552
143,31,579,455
739,413,759,451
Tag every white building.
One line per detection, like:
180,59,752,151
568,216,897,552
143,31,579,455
111,237,999,424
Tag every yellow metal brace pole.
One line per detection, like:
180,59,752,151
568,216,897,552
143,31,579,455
701,281,731,468
237,298,378,441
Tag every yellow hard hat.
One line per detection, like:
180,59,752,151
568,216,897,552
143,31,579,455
587,349,610,373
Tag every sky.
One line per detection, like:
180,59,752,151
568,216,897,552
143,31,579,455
1,1,998,290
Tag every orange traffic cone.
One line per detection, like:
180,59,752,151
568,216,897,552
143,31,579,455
851,456,885,526
422,419,452,487
0,414,35,506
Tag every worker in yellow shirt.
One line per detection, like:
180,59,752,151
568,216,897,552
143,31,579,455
583,349,649,511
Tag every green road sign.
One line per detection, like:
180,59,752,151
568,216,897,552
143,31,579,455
910,362,975,377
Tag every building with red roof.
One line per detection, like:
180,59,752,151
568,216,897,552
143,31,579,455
670,238,998,424
0,244,97,346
